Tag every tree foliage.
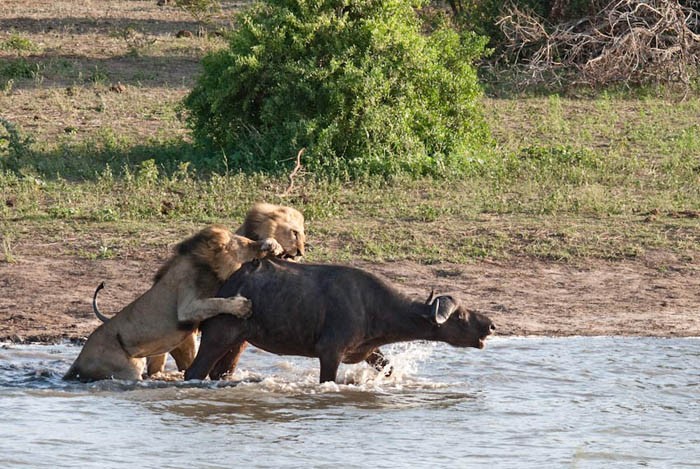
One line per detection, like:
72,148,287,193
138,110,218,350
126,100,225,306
184,0,490,178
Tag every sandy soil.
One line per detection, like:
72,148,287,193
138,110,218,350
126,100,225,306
1,251,698,343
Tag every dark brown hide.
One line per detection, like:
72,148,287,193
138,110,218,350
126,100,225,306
186,259,495,383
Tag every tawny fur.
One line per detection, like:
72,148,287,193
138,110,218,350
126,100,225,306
236,202,306,258
146,203,306,375
64,204,305,382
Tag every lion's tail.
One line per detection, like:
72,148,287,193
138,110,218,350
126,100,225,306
92,281,111,323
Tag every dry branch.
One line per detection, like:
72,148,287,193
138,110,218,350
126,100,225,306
280,148,305,198
497,0,700,88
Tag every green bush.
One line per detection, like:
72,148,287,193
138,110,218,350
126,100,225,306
184,0,490,178
0,118,34,172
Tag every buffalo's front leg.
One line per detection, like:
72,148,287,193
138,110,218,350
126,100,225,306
185,320,244,381
316,340,342,383
366,348,393,377
318,354,341,383
209,341,248,380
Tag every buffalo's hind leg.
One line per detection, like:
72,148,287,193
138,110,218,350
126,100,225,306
366,348,393,377
185,321,244,381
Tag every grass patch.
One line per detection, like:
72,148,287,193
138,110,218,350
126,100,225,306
1,93,698,264
1,235,16,263
0,34,39,53
0,0,698,265
0,58,43,82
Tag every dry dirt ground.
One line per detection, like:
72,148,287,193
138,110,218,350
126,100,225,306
1,251,699,343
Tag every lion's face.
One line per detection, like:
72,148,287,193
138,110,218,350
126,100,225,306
238,203,305,259
269,211,305,259
189,226,276,281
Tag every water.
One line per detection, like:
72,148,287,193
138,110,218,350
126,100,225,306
0,337,698,468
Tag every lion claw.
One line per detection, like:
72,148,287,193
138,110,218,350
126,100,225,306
261,238,284,257
229,295,253,319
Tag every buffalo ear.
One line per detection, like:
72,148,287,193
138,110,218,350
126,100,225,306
431,295,458,325
425,288,436,305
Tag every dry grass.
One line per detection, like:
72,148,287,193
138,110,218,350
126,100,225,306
0,0,247,145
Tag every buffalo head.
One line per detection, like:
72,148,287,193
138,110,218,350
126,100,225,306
425,292,495,349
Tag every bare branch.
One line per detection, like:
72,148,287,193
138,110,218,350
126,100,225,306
280,148,305,198
497,0,700,89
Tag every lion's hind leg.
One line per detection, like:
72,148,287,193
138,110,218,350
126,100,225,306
146,334,197,375
147,354,167,375
170,333,198,371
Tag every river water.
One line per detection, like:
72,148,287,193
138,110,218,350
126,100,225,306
0,337,698,468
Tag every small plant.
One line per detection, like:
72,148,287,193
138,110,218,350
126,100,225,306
0,58,36,81
1,235,16,263
114,27,158,57
97,244,116,259
0,118,34,171
2,79,13,95
0,34,38,53
136,159,160,186
175,0,221,26
87,65,110,85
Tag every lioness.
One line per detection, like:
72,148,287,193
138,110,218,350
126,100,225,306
64,204,305,382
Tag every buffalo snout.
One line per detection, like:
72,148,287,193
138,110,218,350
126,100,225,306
472,311,495,349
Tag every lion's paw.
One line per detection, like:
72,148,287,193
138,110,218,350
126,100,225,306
228,295,253,319
261,238,284,257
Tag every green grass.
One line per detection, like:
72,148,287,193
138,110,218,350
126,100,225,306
0,58,44,83
0,34,39,53
1,63,698,265
1,93,698,265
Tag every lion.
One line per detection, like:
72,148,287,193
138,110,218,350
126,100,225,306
64,203,305,382
144,202,306,375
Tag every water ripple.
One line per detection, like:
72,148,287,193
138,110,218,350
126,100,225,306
0,338,699,468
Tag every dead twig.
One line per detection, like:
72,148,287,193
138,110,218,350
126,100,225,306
280,148,305,198
497,0,700,89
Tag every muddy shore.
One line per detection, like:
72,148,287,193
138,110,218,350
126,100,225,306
2,253,698,343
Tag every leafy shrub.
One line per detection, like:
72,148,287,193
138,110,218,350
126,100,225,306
0,58,35,80
184,0,490,178
174,0,221,24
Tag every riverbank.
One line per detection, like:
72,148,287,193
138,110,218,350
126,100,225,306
2,250,698,343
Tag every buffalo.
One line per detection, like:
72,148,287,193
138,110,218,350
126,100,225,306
186,258,495,383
